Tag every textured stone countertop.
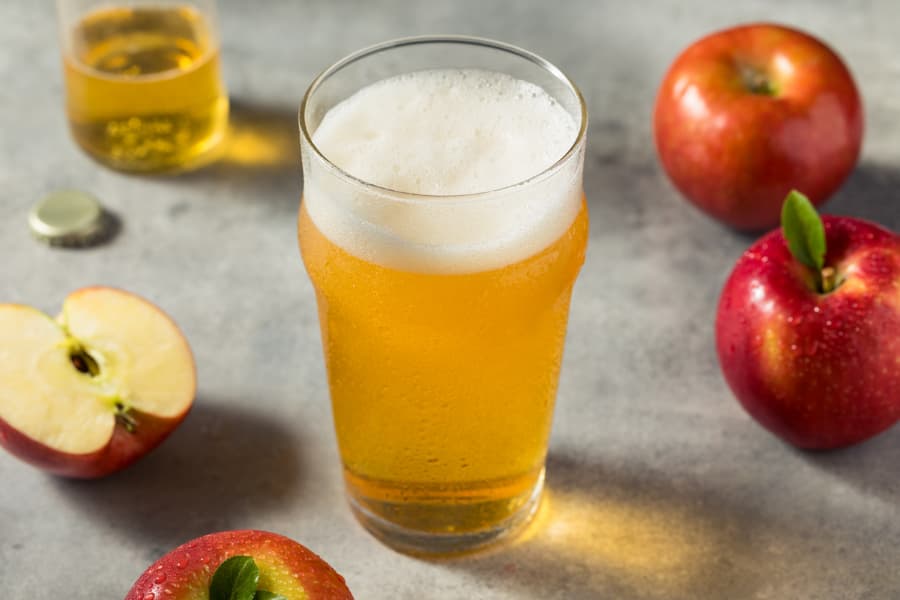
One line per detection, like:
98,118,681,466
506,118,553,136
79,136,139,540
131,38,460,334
2,1,899,598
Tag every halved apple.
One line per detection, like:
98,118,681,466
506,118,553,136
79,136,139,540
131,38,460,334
0,286,195,478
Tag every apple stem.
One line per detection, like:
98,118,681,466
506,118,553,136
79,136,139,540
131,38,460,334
820,266,838,294
739,63,776,96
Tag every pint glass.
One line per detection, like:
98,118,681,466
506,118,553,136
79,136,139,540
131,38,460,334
57,0,228,173
298,37,588,554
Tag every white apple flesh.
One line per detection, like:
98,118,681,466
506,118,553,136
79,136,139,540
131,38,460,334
0,287,195,477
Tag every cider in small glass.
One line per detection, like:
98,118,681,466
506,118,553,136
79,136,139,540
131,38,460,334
60,3,228,172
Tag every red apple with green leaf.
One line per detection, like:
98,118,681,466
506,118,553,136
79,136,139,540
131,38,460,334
0,286,195,477
716,191,900,448
654,23,863,230
125,530,354,600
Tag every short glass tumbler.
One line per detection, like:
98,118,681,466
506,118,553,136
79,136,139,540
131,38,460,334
57,0,228,172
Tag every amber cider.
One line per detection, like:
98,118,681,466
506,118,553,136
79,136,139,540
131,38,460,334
62,5,228,172
299,69,587,552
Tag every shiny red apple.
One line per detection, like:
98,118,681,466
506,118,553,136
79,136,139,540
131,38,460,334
125,530,353,600
0,286,195,477
654,23,863,230
716,193,900,448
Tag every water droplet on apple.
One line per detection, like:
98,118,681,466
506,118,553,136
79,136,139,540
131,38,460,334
143,594,155,600
154,573,167,584
790,344,799,353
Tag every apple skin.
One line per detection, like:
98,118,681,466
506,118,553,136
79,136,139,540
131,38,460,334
716,216,900,449
125,530,354,600
654,23,863,230
0,408,184,478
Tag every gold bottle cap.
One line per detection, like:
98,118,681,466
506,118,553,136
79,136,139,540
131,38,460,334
28,190,108,247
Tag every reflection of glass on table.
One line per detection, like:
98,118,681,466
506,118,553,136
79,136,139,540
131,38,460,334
57,0,228,173
298,36,589,555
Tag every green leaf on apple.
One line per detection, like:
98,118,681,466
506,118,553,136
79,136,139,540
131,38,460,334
210,556,260,600
209,555,287,600
781,189,844,293
781,190,826,272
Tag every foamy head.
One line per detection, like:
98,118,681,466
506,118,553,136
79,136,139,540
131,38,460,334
302,68,585,273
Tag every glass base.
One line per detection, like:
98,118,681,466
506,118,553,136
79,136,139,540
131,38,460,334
347,468,545,557
68,108,228,175
74,131,227,175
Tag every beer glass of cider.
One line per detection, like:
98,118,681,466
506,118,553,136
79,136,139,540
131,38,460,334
298,36,588,554
56,0,228,173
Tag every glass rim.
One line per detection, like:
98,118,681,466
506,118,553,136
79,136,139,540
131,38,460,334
56,0,223,82
298,34,588,203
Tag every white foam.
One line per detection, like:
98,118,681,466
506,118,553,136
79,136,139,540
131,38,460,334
303,68,584,273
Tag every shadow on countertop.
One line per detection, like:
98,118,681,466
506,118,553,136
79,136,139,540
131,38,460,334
52,398,306,556
444,445,897,600
169,99,303,211
799,426,900,505
827,163,900,231
584,159,900,250
445,451,764,600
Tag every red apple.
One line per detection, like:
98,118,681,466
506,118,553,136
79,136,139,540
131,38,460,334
125,530,354,600
0,286,195,477
654,23,863,230
716,192,900,448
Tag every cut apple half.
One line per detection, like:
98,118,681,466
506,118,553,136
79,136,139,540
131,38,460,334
0,287,195,478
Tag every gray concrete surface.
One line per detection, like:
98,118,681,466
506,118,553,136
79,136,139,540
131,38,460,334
2,0,900,598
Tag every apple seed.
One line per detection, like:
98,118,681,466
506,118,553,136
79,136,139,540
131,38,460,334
68,345,100,377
